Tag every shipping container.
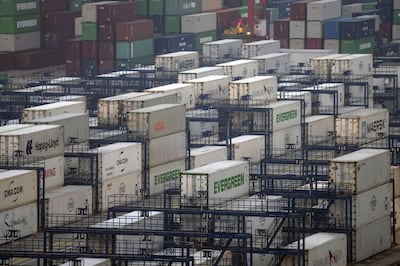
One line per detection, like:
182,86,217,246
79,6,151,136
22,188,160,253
340,36,375,54
307,21,323,39
273,18,289,39
0,13,40,34
165,0,201,15
271,124,302,154
126,104,186,138
329,149,391,194
329,182,392,228
184,75,230,103
224,135,265,164
307,0,341,21
188,146,227,169
99,171,142,211
201,0,223,12
181,12,217,34
43,10,80,31
281,233,347,266
324,39,340,52
154,33,195,55
289,21,306,39
74,17,82,36
193,30,217,52
252,53,289,74
155,51,199,72
0,51,15,71
97,2,137,23
14,48,57,70
45,185,93,222
335,108,389,145
0,0,39,16
97,23,114,41
0,31,40,52
279,91,312,116
304,115,334,144
290,0,310,20
181,160,250,206
0,170,37,212
22,101,86,122
0,124,34,133
81,1,116,23
202,39,242,59
145,83,196,110
280,48,336,67
147,159,185,196
330,54,373,76
311,83,345,111
340,17,375,40
289,38,305,49
115,39,153,59
229,75,277,102
216,59,258,80
40,0,68,14
122,93,178,114
0,202,38,245
240,40,280,58
58,258,111,266
178,66,224,83
0,125,64,158
186,108,219,140
309,54,349,77
115,19,153,41
342,3,363,17
147,131,186,168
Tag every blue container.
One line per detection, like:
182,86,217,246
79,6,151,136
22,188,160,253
151,15,165,34
267,0,292,19
377,0,393,22
154,33,195,55
340,17,375,40
81,58,97,79
378,42,400,57
323,17,351,39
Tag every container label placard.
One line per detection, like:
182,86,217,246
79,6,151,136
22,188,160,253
16,2,37,11
214,173,244,194
276,110,297,123
16,19,37,29
154,169,180,185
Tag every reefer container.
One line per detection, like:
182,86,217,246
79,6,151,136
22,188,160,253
24,155,64,191
122,93,177,114
22,101,86,122
271,125,302,154
216,59,258,80
282,232,347,266
155,51,199,72
311,83,345,111
45,185,93,221
186,108,219,140
202,39,242,59
126,104,185,138
330,54,373,76
97,92,149,126
147,131,186,167
178,66,224,83
26,113,89,144
181,12,217,34
0,202,38,245
181,160,250,207
309,54,349,76
99,171,142,211
0,31,40,52
251,53,290,74
0,124,34,133
147,159,185,196
154,33,195,55
184,75,230,103
0,125,64,158
278,91,312,116
328,149,391,194
240,40,280,58
59,258,111,266
307,0,341,21
188,146,227,169
145,83,196,109
304,115,334,144
87,211,163,254
335,108,389,145
229,76,278,102
280,48,336,67
329,182,392,228
0,170,37,212
223,135,265,164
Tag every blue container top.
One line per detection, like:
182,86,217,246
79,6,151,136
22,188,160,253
323,17,352,40
340,17,376,40
267,0,292,19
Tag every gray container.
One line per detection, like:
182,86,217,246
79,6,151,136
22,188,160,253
0,31,40,52
181,12,217,34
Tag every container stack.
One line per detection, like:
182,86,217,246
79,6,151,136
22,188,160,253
288,0,308,49
126,104,187,196
328,149,392,262
391,165,400,242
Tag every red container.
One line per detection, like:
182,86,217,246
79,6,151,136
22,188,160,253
115,19,153,41
56,49,65,64
290,0,310,21
306,38,323,49
216,8,241,35
98,23,115,41
98,59,114,74
98,41,114,59
15,49,58,70
82,40,97,59
378,22,392,44
65,58,81,77
65,39,82,59
274,19,290,39
0,52,15,71
40,0,69,15
43,10,81,31
44,30,75,49
97,2,136,23
277,37,289,49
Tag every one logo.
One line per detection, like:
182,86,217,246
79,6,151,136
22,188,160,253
67,198,75,212
26,140,33,155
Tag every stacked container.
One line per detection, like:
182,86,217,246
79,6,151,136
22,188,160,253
184,75,230,104
339,17,376,54
229,75,278,104
126,104,186,196
288,0,309,49
328,149,392,262
154,33,195,55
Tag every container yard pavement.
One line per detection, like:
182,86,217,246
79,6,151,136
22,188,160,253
353,245,400,265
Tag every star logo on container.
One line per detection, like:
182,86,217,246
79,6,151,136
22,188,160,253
329,250,337,263
218,85,224,94
26,140,33,155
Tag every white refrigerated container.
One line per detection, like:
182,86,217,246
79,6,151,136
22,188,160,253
229,76,278,102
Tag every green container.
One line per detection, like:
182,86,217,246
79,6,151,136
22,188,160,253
0,14,40,33
149,0,163,15
194,30,217,53
135,0,149,16
0,0,39,16
267,8,279,24
115,56,154,69
394,10,400,25
165,15,181,34
82,22,97,40
165,0,201,15
361,2,377,10
340,36,375,54
116,39,154,59
234,6,248,18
